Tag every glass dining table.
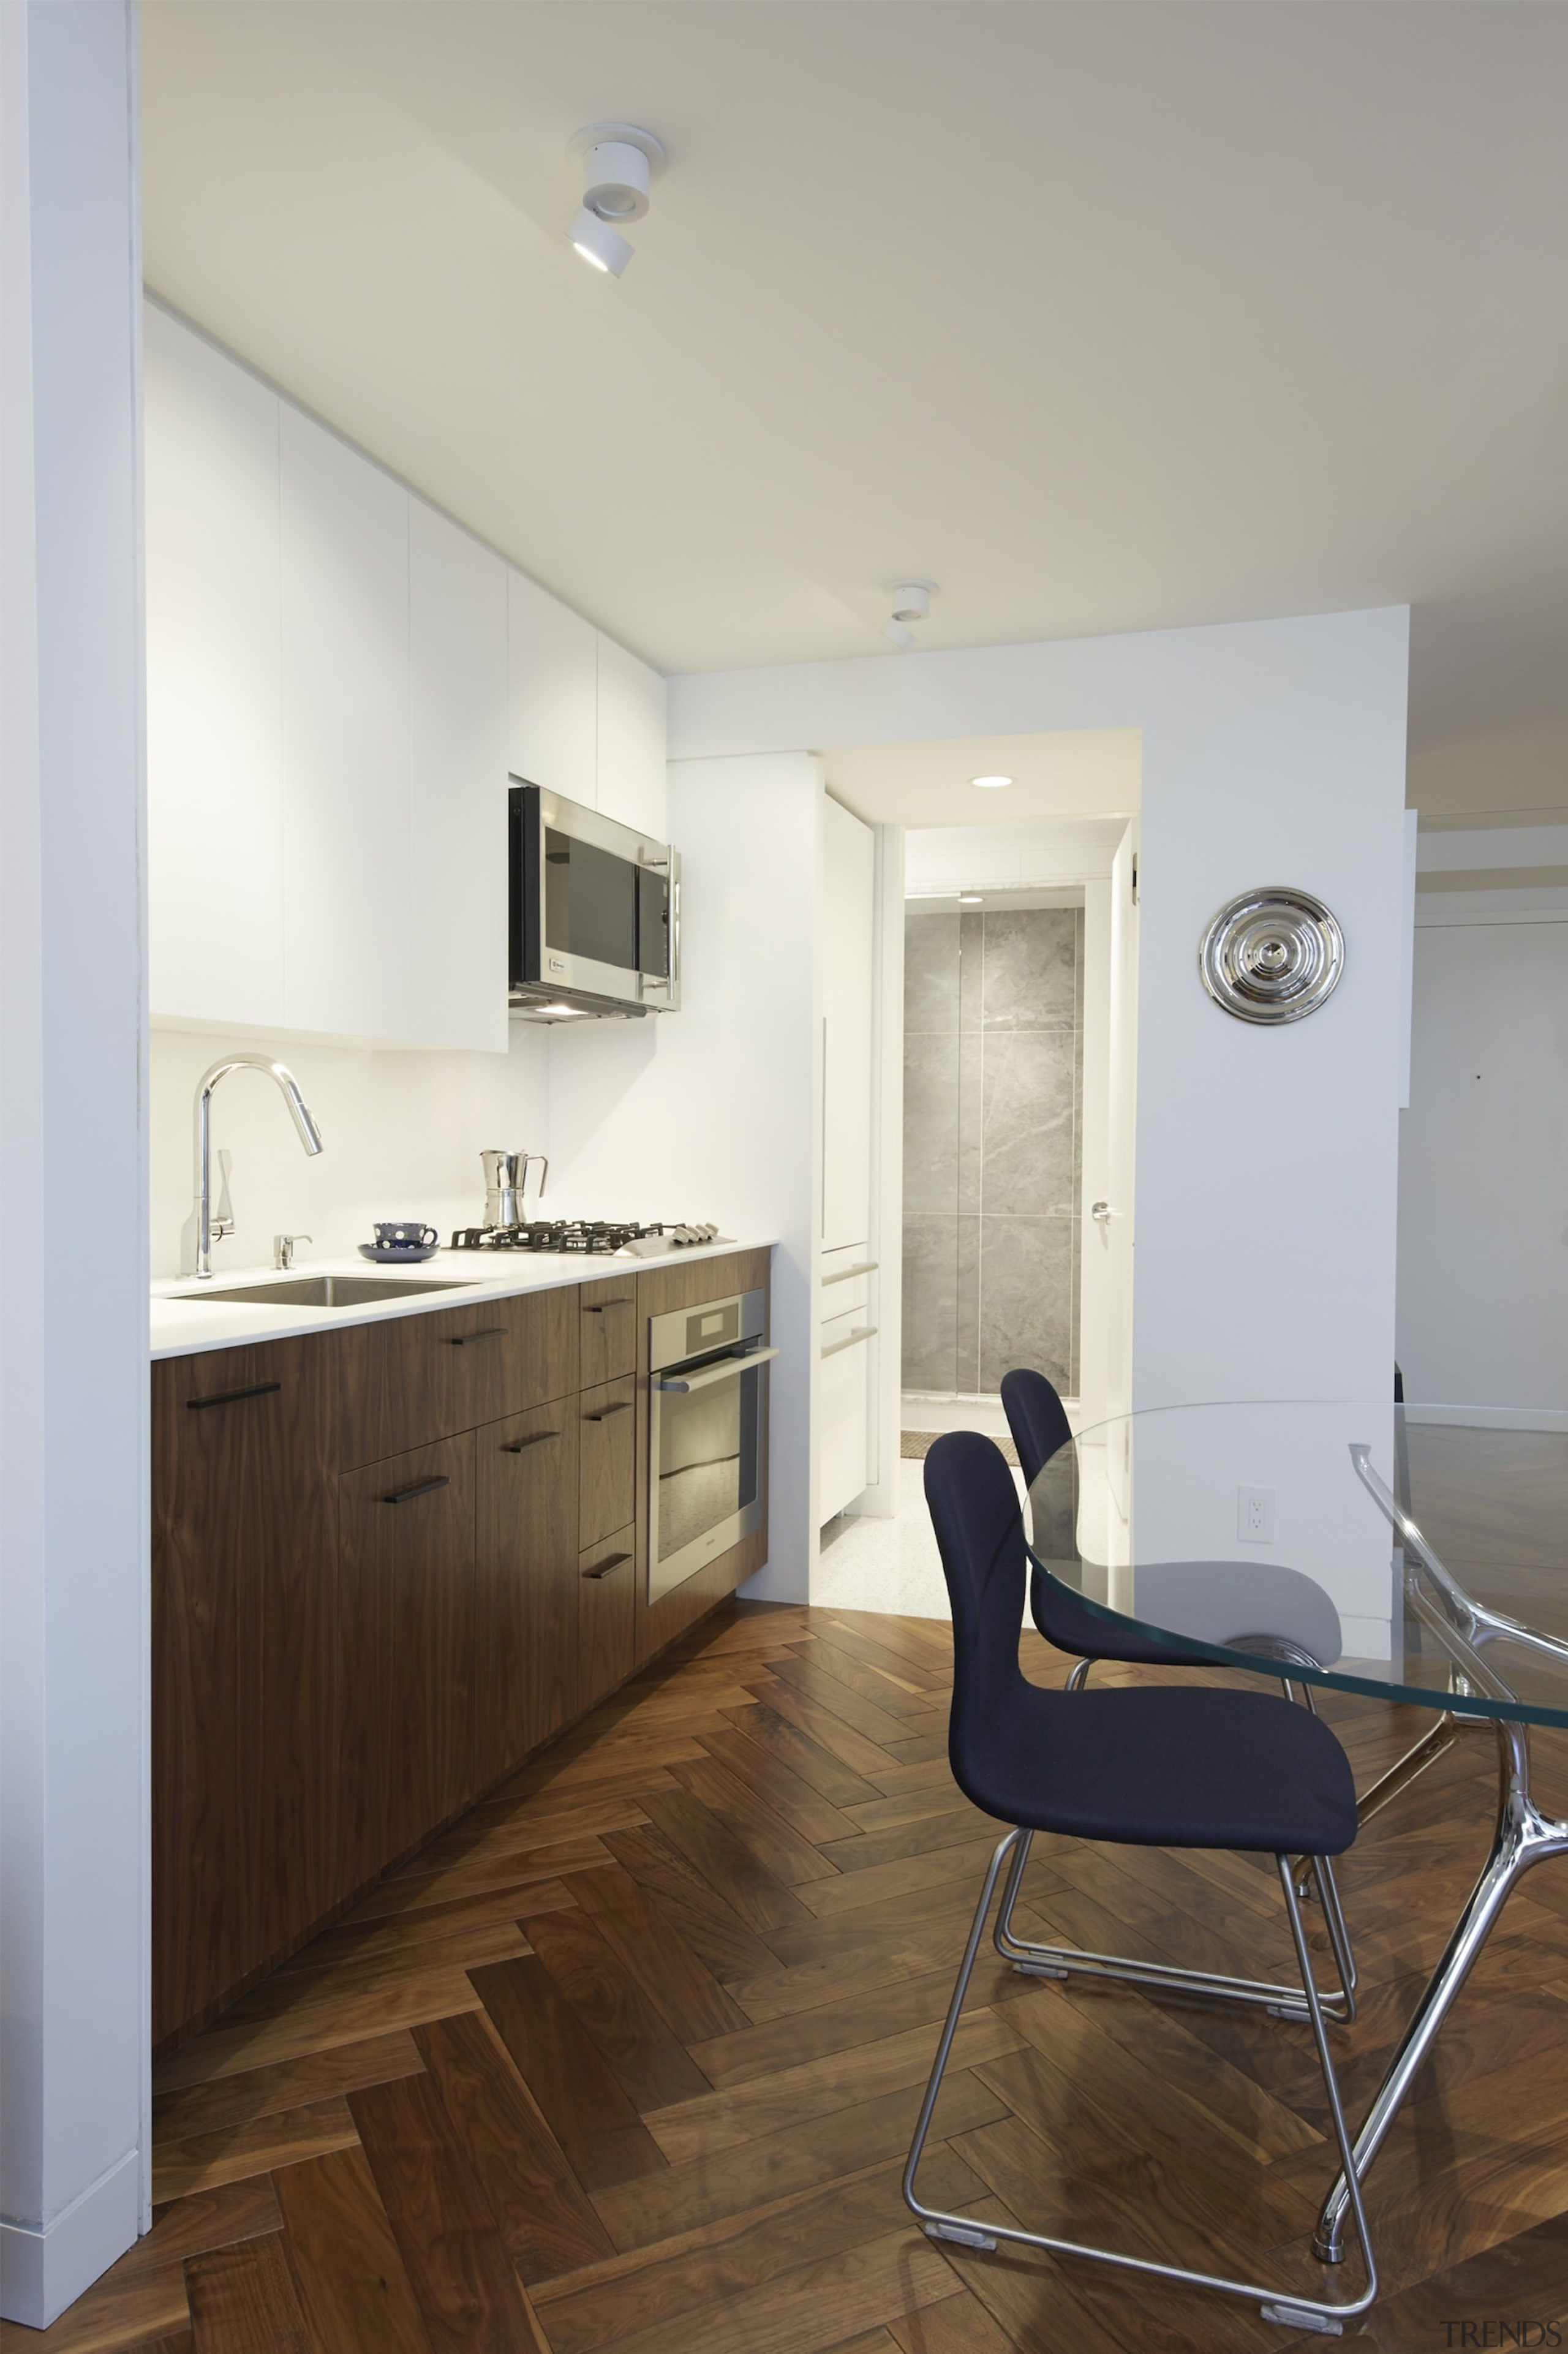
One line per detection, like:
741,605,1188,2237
1022,1398,1568,2273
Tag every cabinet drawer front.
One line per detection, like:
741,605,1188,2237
578,1375,637,1549
578,1277,638,1387
473,1405,580,1788
338,1433,477,1885
338,1286,579,1463
579,1520,636,1710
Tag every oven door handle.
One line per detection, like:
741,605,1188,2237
656,1344,779,1395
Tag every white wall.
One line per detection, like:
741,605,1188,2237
1,0,148,2324
670,609,1411,1411
1397,913,1568,1421
546,754,823,1602
148,1025,549,1277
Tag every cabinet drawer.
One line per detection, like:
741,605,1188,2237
578,1275,638,1387
337,1285,579,1464
579,1521,636,1710
578,1375,636,1549
473,1404,579,1788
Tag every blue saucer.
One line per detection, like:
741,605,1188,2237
358,1241,440,1264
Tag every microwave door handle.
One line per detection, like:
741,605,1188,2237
656,1344,780,1395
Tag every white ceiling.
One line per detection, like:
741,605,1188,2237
824,731,1139,828
141,3,1568,807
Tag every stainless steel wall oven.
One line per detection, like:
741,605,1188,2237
647,1289,776,1602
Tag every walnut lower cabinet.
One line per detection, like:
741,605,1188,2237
338,1434,477,1889
153,1251,768,2050
473,1403,580,1788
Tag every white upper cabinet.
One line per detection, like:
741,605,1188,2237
506,567,597,805
595,632,668,840
279,406,412,1042
145,307,286,1028
821,795,876,1253
407,499,509,1052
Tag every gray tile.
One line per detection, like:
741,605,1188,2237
957,1033,983,1214
982,908,1077,1031
902,1032,960,1215
981,1029,1078,1216
955,1215,981,1394
902,1214,959,1390
959,910,984,1032
1073,907,1086,1028
903,908,960,1033
979,1217,1074,1394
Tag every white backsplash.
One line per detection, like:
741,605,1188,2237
148,1023,549,1278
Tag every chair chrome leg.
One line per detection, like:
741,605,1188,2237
1314,1715,1568,2263
993,1824,1354,2024
906,1832,1378,2332
1066,1657,1092,1690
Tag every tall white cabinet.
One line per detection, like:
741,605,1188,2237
145,303,662,1054
818,796,878,1523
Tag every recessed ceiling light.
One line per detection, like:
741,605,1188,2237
971,774,1013,790
959,894,983,905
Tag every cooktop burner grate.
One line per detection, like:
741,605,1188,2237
449,1220,721,1257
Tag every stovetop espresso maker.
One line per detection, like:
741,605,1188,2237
480,1149,548,1229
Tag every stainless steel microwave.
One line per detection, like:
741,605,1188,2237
508,782,680,1024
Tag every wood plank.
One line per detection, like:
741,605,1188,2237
520,1906,714,2111
469,1952,666,2191
590,2227,959,2354
668,1753,841,1885
271,2142,434,2354
757,1654,919,1749
568,1865,753,2040
181,2233,312,2354
782,1636,935,1718
694,1724,863,1844
644,2009,1023,2165
412,2012,615,2282
717,1699,884,1808
636,1786,813,1934
154,2096,360,2203
349,2070,551,2353
153,2029,423,2143
690,1964,1009,2091
599,1824,782,1983
533,2149,985,2354
592,2071,1010,2252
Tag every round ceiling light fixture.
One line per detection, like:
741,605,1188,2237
567,123,666,277
884,578,938,651
959,894,984,905
970,774,1013,790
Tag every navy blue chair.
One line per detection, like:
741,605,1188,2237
904,1432,1376,2331
997,1366,1357,1992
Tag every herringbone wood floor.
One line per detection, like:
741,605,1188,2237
9,1601,1568,2354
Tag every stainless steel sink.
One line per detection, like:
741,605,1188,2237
176,1275,477,1307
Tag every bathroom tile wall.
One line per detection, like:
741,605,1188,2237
902,904,1083,1397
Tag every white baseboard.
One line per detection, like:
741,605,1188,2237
1404,1403,1568,1433
0,2148,140,2329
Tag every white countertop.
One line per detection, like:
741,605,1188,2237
151,1237,775,1360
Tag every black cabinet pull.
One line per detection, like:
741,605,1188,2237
186,1381,281,1411
583,1298,634,1314
503,1430,560,1452
382,1474,451,1506
448,1327,506,1347
585,1400,632,1422
582,1552,632,1580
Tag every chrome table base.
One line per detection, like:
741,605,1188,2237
1314,1713,1568,2263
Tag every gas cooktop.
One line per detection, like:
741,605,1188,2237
450,1220,725,1259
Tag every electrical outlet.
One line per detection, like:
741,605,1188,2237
1237,1485,1275,1544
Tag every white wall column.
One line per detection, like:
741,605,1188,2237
1,0,149,2325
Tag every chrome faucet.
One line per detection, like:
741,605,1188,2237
192,1055,323,1279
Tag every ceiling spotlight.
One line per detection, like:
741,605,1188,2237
569,208,633,276
884,619,917,652
567,122,666,277
890,579,937,624
971,774,1014,790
